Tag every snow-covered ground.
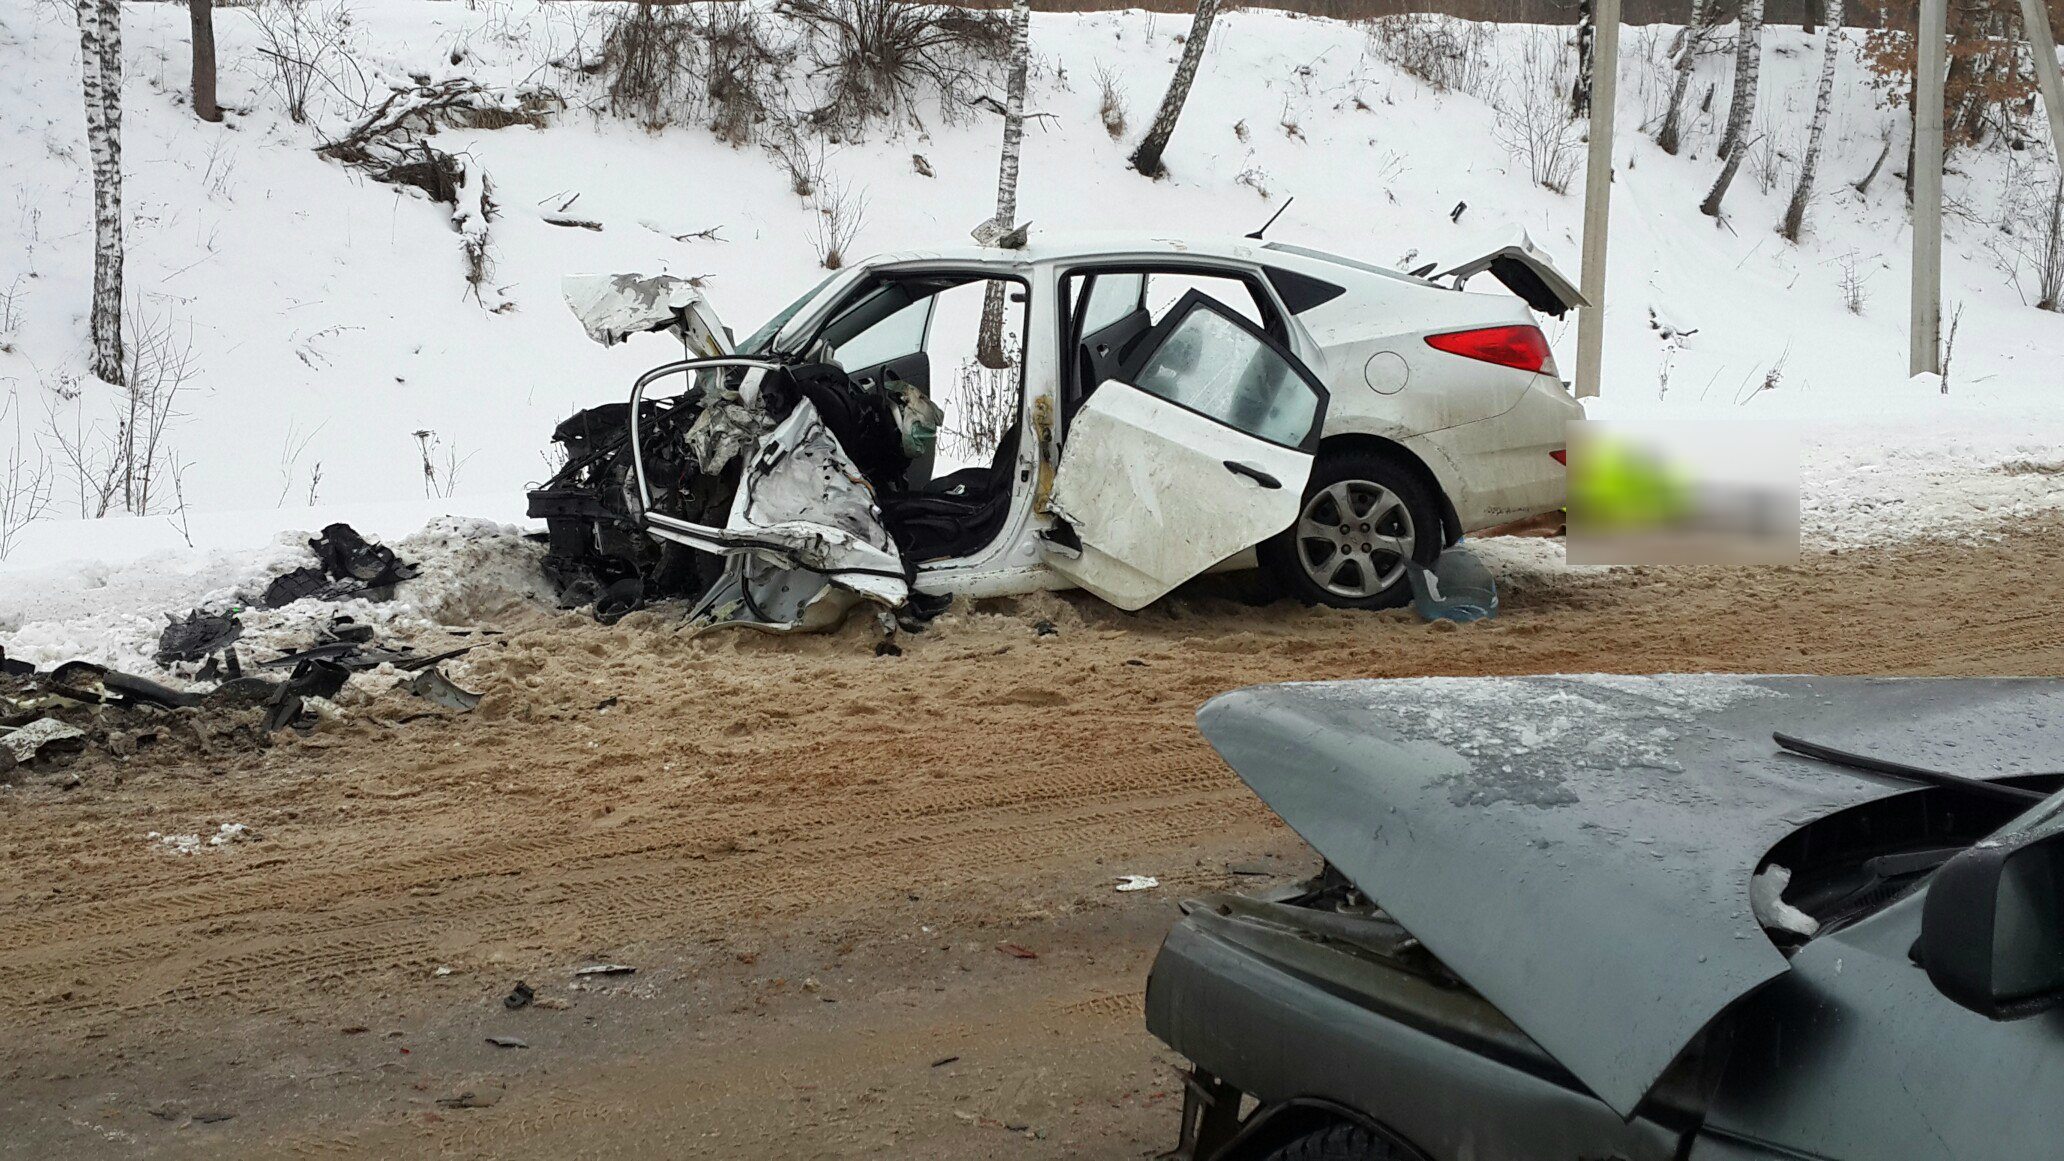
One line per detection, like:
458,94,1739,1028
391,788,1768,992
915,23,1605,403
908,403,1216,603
2,0,2061,670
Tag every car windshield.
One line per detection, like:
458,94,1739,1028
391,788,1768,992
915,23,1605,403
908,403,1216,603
736,272,840,355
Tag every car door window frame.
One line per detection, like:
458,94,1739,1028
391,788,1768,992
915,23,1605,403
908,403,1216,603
1109,288,1328,452
1057,261,1295,423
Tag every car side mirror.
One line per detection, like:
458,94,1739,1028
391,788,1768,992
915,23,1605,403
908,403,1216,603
1919,826,2064,1020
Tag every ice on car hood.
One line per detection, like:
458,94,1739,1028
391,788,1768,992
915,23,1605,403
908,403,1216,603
1196,674,2064,1116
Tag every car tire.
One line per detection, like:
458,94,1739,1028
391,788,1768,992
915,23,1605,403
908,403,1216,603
1260,449,1442,610
1259,1122,1411,1161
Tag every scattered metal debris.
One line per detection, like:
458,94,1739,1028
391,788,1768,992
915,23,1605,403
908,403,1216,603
572,963,636,977
406,667,483,712
155,609,243,666
930,1055,959,1068
1115,875,1160,892
262,524,420,609
504,981,535,1010
484,1035,530,1049
0,718,86,765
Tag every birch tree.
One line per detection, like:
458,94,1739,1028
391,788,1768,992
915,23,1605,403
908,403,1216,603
1570,0,1596,118
1128,0,1220,178
975,0,1030,370
1780,0,1844,240
1717,0,1765,160
78,0,125,386
1656,0,1711,155
190,0,220,123
1700,140,1747,216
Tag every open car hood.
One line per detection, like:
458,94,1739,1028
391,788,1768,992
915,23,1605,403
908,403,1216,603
1195,675,2064,1117
1438,228,1588,318
562,273,732,353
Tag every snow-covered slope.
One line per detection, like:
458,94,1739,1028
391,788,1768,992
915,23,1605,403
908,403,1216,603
1,0,2060,618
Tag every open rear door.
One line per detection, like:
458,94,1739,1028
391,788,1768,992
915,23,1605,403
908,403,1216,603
1045,291,1327,610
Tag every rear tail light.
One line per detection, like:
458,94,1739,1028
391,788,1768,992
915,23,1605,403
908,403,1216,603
1550,449,1567,465
1424,325,1552,373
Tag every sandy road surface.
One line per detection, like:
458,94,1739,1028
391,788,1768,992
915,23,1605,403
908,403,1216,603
5,523,2064,1158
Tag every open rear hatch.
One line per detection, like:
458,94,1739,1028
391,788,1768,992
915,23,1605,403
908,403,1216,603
1437,228,1588,318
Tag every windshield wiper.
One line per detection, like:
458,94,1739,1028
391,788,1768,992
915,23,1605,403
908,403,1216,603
1772,732,2048,805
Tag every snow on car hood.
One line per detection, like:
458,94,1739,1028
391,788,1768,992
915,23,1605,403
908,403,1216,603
1195,674,2064,1117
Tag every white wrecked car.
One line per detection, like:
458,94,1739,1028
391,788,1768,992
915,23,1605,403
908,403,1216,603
530,233,1584,630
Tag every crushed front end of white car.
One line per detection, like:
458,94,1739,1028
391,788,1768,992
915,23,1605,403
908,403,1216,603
530,273,935,631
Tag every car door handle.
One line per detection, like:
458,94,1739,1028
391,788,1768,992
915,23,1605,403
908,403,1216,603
1223,461,1282,489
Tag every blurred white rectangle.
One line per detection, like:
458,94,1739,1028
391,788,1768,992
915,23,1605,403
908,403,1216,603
1566,420,1800,565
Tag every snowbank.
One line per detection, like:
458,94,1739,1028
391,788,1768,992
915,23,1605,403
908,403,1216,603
0,510,549,677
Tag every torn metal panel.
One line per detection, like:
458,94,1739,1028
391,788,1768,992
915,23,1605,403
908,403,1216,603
682,383,771,481
685,399,910,632
406,667,483,712
562,274,732,353
2,718,88,764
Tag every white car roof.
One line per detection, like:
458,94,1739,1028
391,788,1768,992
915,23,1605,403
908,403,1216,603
858,232,1276,268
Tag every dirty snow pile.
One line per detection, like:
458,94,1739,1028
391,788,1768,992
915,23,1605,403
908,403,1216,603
147,822,250,855
0,514,551,678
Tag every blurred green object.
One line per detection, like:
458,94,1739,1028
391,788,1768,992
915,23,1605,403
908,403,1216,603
1570,436,1694,531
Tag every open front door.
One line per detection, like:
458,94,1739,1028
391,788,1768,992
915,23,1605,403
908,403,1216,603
1045,291,1328,611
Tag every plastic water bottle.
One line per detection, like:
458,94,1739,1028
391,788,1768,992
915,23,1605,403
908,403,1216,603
1406,545,1497,623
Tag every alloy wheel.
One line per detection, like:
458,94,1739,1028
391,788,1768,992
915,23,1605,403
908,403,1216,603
1295,480,1416,600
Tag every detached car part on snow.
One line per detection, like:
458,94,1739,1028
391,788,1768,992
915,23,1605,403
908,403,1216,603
1148,675,2064,1161
529,235,1585,630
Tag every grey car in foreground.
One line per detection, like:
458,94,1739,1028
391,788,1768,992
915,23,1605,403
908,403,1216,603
1146,675,2064,1161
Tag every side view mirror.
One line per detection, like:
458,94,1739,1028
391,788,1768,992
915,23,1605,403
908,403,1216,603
1919,826,2064,1020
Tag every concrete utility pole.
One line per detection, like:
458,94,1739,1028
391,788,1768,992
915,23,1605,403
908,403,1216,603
1911,0,1946,376
2020,0,2064,165
1574,0,1621,399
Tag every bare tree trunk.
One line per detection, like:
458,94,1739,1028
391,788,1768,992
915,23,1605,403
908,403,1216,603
78,0,125,387
1701,141,1747,215
1904,66,1917,202
2039,175,2063,312
1717,0,1765,159
976,0,1030,370
1781,0,1843,240
1129,0,1220,178
1571,0,1596,117
189,0,220,123
1657,0,1712,154
1852,132,1890,192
